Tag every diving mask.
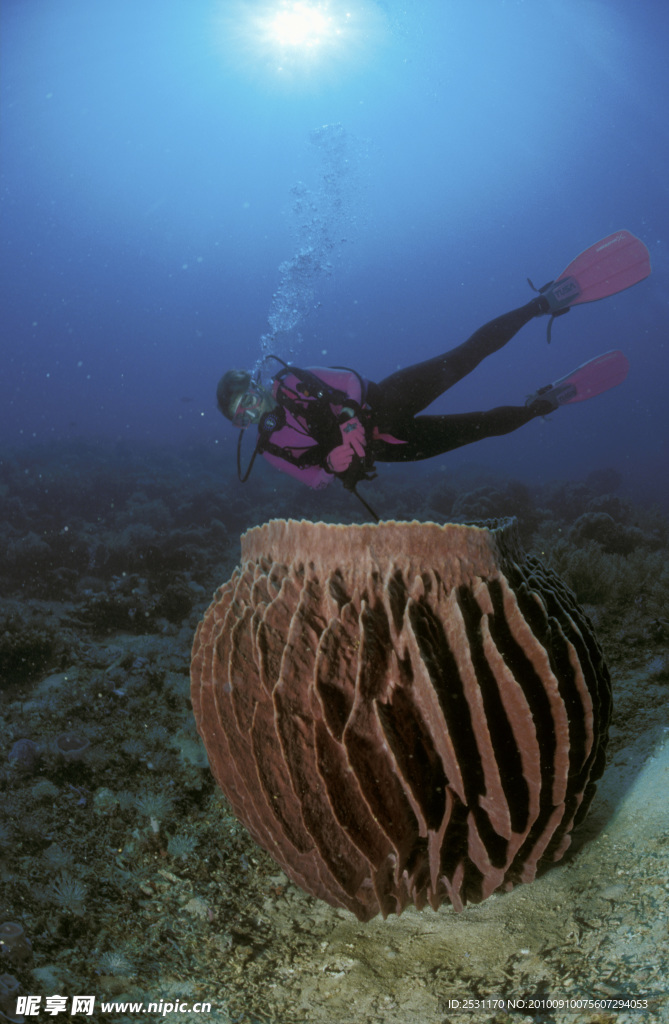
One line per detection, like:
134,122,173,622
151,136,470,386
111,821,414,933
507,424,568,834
230,383,267,428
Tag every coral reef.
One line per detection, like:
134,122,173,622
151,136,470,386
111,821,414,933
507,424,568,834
0,973,21,1024
0,613,69,689
0,922,32,968
0,439,667,1020
7,739,39,771
54,733,90,763
569,511,648,555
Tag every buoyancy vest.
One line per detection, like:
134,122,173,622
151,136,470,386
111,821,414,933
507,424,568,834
258,364,371,489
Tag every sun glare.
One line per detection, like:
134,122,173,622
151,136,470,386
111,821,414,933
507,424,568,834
212,0,386,86
270,4,334,48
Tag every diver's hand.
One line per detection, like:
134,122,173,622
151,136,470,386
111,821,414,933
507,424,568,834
326,444,356,474
327,417,366,474
340,416,366,455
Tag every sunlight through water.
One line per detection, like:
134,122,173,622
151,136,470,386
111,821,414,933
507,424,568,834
213,0,387,86
269,3,341,48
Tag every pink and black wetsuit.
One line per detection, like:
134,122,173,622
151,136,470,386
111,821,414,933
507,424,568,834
260,366,370,490
260,297,551,489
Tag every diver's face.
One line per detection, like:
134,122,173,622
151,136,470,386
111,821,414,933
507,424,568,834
230,383,269,428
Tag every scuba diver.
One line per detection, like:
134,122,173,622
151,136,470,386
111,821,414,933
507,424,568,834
217,231,650,514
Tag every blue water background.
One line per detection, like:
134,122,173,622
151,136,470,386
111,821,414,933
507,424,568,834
1,0,667,507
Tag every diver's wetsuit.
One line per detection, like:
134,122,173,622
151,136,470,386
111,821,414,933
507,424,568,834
367,296,550,463
255,296,552,490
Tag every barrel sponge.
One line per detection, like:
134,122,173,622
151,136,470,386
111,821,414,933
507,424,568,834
190,518,611,922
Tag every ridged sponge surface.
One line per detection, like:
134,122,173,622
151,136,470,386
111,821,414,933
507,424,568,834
191,519,611,922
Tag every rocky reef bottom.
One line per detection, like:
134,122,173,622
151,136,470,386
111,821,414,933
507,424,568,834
1,440,668,1024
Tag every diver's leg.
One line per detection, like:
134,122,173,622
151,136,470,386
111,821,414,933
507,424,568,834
373,400,551,463
371,297,547,422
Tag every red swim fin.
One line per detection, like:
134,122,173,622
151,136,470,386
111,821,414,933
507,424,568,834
532,350,630,409
554,230,651,306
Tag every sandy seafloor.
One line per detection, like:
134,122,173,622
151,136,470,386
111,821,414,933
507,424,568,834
1,441,668,1024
